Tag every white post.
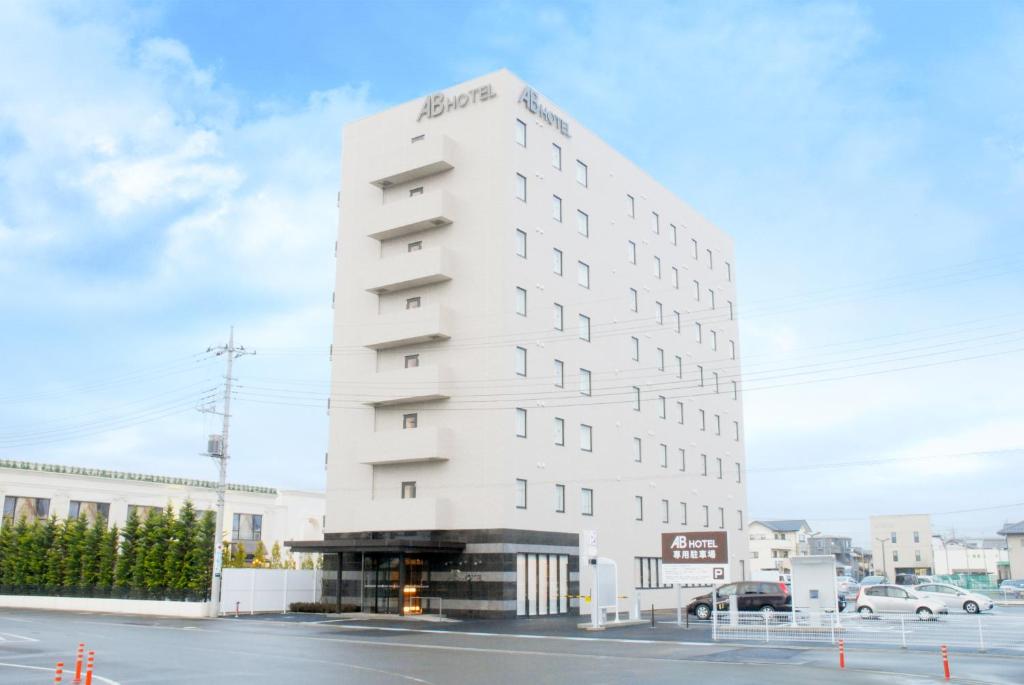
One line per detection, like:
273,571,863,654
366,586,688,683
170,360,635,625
249,568,256,615
829,610,836,645
711,587,718,641
899,614,907,649
675,584,682,626
631,591,640,620
591,563,600,630
764,612,770,643
313,565,319,602
977,614,986,652
282,570,289,614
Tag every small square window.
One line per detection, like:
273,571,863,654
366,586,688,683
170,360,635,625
402,481,417,499
635,496,644,521
409,186,424,197
653,256,661,278
552,248,563,275
552,195,563,222
651,212,659,234
577,261,590,288
516,479,528,509
579,368,592,396
580,424,593,451
403,413,418,429
633,436,642,463
515,119,527,146
406,297,421,310
576,210,589,237
579,314,591,341
515,229,527,258
631,336,639,361
581,488,594,516
408,241,422,252
554,359,564,387
576,160,588,187
515,287,527,316
628,240,637,264
515,407,527,437
404,354,419,369
515,346,527,376
629,288,638,312
555,484,566,513
632,386,641,411
553,303,564,330
554,417,565,446
626,194,635,218
551,143,562,170
661,499,669,523
515,173,527,201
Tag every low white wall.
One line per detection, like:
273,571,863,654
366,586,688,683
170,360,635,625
0,594,210,618
220,568,321,615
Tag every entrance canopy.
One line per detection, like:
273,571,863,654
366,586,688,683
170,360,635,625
285,538,466,555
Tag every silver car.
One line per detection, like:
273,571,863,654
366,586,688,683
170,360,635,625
837,575,860,595
913,583,994,614
856,584,948,619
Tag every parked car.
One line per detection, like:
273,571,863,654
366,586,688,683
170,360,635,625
837,576,860,595
913,583,994,614
687,581,791,619
894,573,920,586
859,575,888,586
855,584,948,619
999,579,1024,598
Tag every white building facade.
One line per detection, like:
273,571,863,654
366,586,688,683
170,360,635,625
869,514,934,578
747,520,812,573
301,70,749,618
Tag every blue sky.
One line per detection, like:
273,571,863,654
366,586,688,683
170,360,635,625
1,1,1022,546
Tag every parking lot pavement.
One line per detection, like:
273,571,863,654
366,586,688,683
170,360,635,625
2,609,1024,684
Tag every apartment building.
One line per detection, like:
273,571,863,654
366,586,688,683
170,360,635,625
292,70,748,618
0,459,324,563
931,535,1009,579
747,520,812,572
808,534,854,573
997,522,1024,579
869,514,934,578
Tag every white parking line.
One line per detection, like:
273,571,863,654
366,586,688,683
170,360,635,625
0,632,40,642
0,661,120,684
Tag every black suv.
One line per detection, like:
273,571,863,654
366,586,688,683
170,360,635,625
687,581,791,619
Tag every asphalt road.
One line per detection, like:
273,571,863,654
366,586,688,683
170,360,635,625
2,609,1024,684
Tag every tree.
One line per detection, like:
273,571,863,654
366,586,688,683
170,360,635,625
80,517,105,588
44,520,66,588
62,516,88,589
270,542,282,569
166,501,199,590
30,517,58,587
185,510,216,595
300,553,315,570
251,541,267,568
228,541,246,568
131,510,157,592
96,525,118,590
0,518,16,586
114,509,140,589
142,504,173,591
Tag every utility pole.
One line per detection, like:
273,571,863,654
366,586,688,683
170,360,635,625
876,537,888,579
205,326,253,617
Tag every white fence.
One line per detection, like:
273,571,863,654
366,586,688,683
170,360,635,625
220,568,321,615
711,609,1023,652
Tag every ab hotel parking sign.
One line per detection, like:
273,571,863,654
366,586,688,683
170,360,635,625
661,531,730,585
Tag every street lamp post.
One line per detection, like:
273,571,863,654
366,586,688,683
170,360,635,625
876,538,889,579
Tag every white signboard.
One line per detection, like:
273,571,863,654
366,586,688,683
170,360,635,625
661,531,730,585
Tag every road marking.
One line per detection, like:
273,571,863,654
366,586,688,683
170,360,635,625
0,662,120,684
0,632,39,642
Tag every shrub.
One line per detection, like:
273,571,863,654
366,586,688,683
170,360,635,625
288,602,360,613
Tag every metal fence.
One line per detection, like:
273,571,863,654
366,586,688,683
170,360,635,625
711,609,1022,652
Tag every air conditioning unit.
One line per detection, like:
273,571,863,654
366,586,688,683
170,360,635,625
208,434,224,457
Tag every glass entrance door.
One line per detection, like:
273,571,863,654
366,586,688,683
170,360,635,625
361,554,432,615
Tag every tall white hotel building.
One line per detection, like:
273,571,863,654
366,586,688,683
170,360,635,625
291,70,749,618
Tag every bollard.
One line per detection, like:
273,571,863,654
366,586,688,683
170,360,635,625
651,603,655,629
838,639,845,669
84,651,95,685
235,601,240,618
74,643,84,684
54,662,64,684
941,644,950,680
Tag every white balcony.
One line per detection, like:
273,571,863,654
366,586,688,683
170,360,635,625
367,191,454,241
364,247,453,295
361,304,452,350
359,365,451,406
357,426,453,466
368,135,455,189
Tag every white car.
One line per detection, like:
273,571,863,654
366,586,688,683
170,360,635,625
837,575,860,595
913,583,994,614
856,585,948,619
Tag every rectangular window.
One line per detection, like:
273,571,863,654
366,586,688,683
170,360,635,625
890,532,897,544
402,481,417,499
657,395,666,419
713,372,720,393
695,322,702,343
515,228,527,258
629,288,638,312
551,143,562,169
726,261,732,281
738,509,744,531
716,456,723,479
553,303,564,330
579,368,592,396
632,386,641,411
552,248,563,275
730,340,736,360
628,240,637,264
651,212,659,234
515,408,527,437
576,160,588,187
635,496,644,521
555,484,566,513
711,330,718,351
732,381,738,400
674,311,681,333
67,500,110,523
403,413,418,429
516,479,528,509
734,421,740,441
633,436,643,462
698,365,704,386
659,443,668,468
702,453,708,476
404,354,419,368
671,267,679,289
576,209,589,236
515,287,527,316
580,424,593,451
680,501,688,525
515,173,527,201
577,261,590,288
232,513,263,541
578,314,591,341
656,347,665,371
554,417,565,446
406,296,421,310
693,279,701,301
408,241,422,252
736,462,742,483
626,194,635,218
655,301,663,324
653,256,662,278
670,224,678,245
706,249,713,269
552,195,562,222
718,507,725,529
728,301,734,320
678,448,686,471
581,488,594,516
554,359,564,387
515,346,527,376
631,336,640,361
913,531,920,543
699,409,706,431
708,289,716,309
691,238,699,259
677,401,684,425
661,499,670,523
675,355,683,379
515,119,527,146
409,186,424,197
703,505,710,528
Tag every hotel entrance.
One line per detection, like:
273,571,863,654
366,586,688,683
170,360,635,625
361,553,432,615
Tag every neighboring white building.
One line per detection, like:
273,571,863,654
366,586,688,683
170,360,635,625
997,521,1024,580
0,459,324,563
931,535,1008,579
293,69,749,618
869,514,934,578
747,520,812,572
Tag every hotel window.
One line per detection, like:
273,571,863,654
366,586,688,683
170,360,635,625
651,211,660,234
515,346,527,376
630,336,640,361
915,550,922,562
515,287,527,316
68,500,110,523
718,507,725,529
515,229,527,258
579,314,591,341
576,160,588,187
729,340,736,360
551,143,562,169
732,381,738,400
552,195,562,222
554,359,564,387
576,209,589,236
552,248,563,275
409,186,424,197
628,240,637,264
913,531,920,543
701,453,708,476
655,301,663,324
408,241,422,252
632,386,641,411
402,481,417,499
653,256,661,278
698,365,704,386
699,409,706,431
554,418,565,446
633,437,642,462
703,505,710,528
406,296,421,310
671,267,679,289
728,300,734,320
713,372,720,393
695,322,702,343
893,550,899,562
635,496,644,521
726,261,732,282
580,424,593,451
579,368,592,396
657,395,666,419
404,354,419,368
677,401,684,424
708,289,716,309
692,279,700,300
581,488,594,516
232,513,263,541
659,443,668,468
403,413,418,429
716,456,723,479
629,288,638,312
627,194,635,217
670,224,678,245
662,499,670,523
673,310,681,333
691,238,699,259
516,479,528,509
656,347,665,371
736,462,742,483
738,510,744,531
734,421,740,441
515,119,527,146
678,448,686,471
515,173,527,201
680,501,688,525
577,261,590,288
555,484,566,513
675,355,683,379
706,249,713,269
554,303,564,330
515,408,527,437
